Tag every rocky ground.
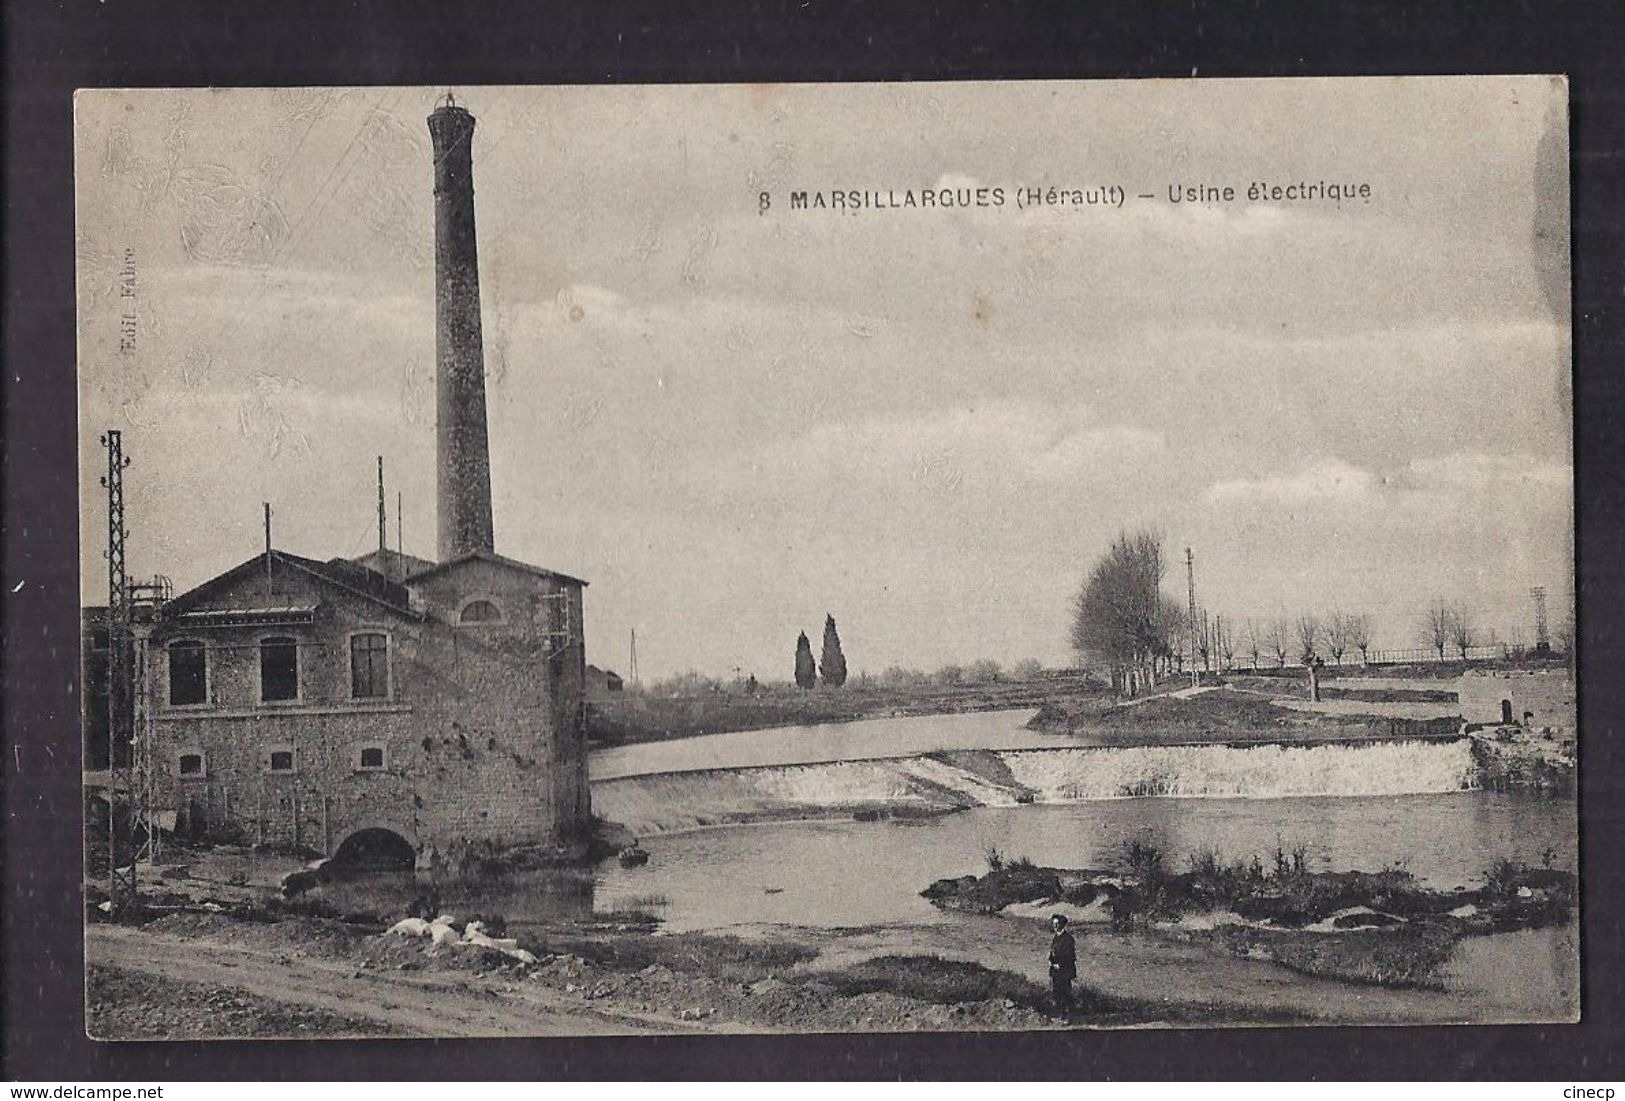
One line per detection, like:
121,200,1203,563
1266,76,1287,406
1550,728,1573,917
85,910,1079,1037
87,964,394,1040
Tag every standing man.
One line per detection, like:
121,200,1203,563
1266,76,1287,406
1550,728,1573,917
1048,913,1077,1017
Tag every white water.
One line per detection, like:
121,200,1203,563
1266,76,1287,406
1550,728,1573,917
592,738,1478,836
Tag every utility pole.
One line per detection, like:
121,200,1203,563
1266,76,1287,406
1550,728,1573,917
100,430,137,912
376,456,388,561
1185,546,1199,688
1531,586,1550,656
629,628,639,686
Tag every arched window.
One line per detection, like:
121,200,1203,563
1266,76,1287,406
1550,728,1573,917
260,636,299,702
459,599,502,624
350,632,389,698
168,640,207,705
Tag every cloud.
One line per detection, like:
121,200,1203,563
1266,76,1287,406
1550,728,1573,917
767,400,1164,492
1406,452,1572,493
1203,451,1572,512
1206,459,1378,505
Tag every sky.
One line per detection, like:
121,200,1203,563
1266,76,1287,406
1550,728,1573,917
75,78,1573,680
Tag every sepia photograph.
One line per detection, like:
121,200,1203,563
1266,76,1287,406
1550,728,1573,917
75,76,1576,1038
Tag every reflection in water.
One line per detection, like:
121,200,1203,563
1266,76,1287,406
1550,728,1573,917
597,791,1576,932
305,792,1574,939
310,864,599,936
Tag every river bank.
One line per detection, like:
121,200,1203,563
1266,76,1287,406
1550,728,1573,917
587,675,1104,747
1025,685,1458,743
83,906,1181,1036
922,845,1575,992
85,863,1578,1039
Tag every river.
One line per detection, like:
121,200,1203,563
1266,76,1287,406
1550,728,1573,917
594,791,1574,931
312,710,1574,936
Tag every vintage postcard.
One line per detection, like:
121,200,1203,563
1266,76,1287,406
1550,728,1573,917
76,77,1575,1037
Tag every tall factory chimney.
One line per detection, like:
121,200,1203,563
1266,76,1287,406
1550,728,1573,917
428,94,496,562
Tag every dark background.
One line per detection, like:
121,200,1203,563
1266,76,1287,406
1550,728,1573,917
5,0,1623,1081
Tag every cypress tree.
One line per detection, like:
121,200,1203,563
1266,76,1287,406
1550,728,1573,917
820,614,848,687
794,631,817,690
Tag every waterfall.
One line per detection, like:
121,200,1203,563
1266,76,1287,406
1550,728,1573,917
592,738,1478,836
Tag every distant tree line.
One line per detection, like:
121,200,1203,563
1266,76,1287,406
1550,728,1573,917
1070,530,1564,683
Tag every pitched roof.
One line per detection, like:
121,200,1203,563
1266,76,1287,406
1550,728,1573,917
403,549,588,588
159,550,421,621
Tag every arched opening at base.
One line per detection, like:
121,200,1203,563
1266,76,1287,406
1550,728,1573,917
330,828,417,872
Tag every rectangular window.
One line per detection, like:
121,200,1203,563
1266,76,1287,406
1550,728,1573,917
358,746,385,770
260,637,298,702
178,752,203,777
350,633,389,698
268,749,294,772
169,641,207,706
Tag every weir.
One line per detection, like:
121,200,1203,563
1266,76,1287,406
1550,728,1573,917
591,738,1479,836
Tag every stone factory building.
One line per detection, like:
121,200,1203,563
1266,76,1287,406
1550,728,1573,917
137,97,591,869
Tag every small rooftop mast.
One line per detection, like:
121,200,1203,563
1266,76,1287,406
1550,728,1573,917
263,502,273,598
377,456,388,559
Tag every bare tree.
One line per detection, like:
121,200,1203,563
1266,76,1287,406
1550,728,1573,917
1349,613,1373,665
1244,618,1263,669
1295,614,1321,664
1217,615,1235,671
1265,618,1290,668
1156,592,1186,679
1421,600,1453,661
1324,611,1352,666
1447,603,1474,660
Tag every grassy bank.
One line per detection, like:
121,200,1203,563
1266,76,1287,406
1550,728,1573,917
1026,686,1459,744
588,676,1104,746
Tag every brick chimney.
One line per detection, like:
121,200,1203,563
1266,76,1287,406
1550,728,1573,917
428,95,495,562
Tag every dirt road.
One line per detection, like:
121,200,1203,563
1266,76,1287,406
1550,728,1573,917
86,924,694,1038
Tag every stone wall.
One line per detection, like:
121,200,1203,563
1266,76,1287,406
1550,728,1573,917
1457,668,1575,732
144,554,589,865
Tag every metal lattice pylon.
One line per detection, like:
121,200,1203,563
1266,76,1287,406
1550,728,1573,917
100,430,137,912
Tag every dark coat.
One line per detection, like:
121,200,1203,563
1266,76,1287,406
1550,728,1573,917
1049,930,1077,980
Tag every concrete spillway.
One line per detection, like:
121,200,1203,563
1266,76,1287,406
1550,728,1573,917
591,738,1479,836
